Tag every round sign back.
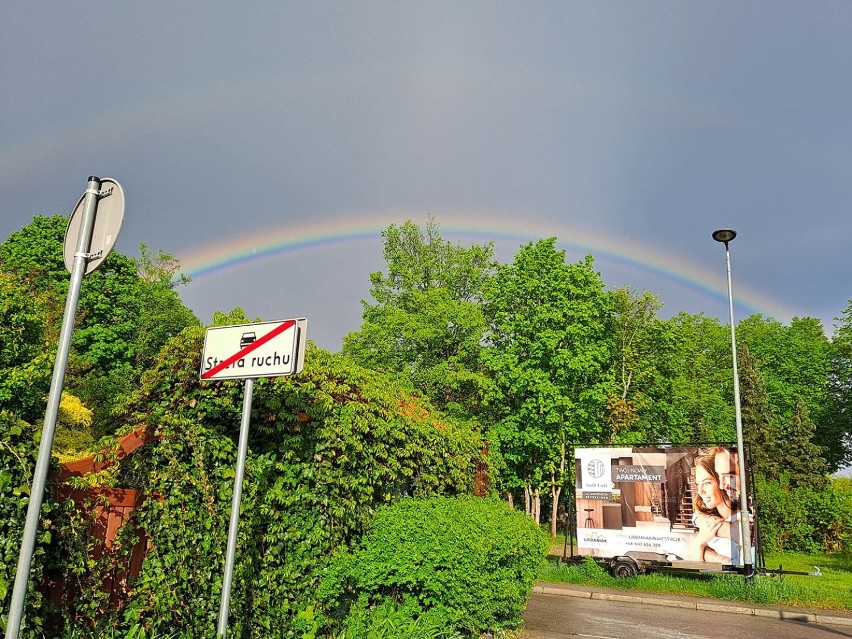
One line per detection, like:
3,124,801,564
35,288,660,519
63,178,125,275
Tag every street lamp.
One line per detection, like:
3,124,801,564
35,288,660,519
712,228,752,575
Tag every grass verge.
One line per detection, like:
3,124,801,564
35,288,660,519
537,551,852,611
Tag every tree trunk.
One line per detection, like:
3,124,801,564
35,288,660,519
550,436,567,537
550,484,562,538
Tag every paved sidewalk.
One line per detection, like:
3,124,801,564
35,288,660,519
531,581,852,627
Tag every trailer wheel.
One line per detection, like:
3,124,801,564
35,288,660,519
610,558,639,578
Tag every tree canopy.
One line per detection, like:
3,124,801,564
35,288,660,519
480,240,613,530
0,215,199,441
826,301,852,470
342,217,496,419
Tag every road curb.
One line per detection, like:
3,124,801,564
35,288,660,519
532,584,852,627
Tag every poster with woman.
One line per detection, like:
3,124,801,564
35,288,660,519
574,446,754,567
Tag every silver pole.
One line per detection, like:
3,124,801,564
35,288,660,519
217,377,254,638
722,242,752,574
5,177,101,639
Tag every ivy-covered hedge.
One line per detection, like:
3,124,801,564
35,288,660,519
42,326,484,638
319,496,548,636
0,411,60,639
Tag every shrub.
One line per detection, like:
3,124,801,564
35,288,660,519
755,474,852,553
4,331,485,638
337,599,461,639
320,495,548,636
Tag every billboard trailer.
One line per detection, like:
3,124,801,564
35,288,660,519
561,445,820,579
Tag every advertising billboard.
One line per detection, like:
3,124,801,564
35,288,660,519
574,446,754,568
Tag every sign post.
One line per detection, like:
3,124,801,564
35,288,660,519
217,376,253,639
5,177,125,639
200,318,307,638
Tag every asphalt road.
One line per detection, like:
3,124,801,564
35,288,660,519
522,589,852,639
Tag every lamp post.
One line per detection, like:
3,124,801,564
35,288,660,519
712,228,752,575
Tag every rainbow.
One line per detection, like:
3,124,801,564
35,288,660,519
176,210,800,322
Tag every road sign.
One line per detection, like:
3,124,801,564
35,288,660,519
200,318,307,380
6,177,125,639
63,178,125,274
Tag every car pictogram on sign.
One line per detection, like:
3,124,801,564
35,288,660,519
240,332,256,349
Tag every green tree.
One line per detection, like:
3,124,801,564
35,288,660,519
0,215,199,437
736,343,827,489
132,242,198,372
0,215,71,292
481,240,613,534
815,300,852,472
607,287,672,443
736,315,832,461
134,241,191,288
739,344,780,478
658,312,733,444
782,398,827,485
736,315,830,418
0,271,53,423
826,300,852,472
342,217,495,418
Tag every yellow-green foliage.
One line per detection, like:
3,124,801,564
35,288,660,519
53,392,95,453
58,392,93,429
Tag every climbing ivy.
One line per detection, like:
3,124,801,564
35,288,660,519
0,411,60,639
48,324,482,638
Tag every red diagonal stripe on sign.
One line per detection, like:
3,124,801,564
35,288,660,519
202,320,297,379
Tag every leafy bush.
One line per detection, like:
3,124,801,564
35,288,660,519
755,474,852,553
48,331,482,638
320,496,548,636
334,599,462,639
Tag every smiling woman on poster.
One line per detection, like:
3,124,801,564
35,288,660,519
691,448,750,564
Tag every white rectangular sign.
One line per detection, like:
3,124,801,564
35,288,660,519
200,318,307,380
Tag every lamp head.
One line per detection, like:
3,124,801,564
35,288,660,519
712,229,737,244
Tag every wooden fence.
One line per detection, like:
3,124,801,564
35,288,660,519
42,425,158,611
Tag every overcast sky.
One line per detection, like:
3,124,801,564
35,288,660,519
2,2,851,351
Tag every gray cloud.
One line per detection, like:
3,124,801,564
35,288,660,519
3,2,851,349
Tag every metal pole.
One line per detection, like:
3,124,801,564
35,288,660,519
722,242,752,575
4,177,101,639
217,377,254,638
